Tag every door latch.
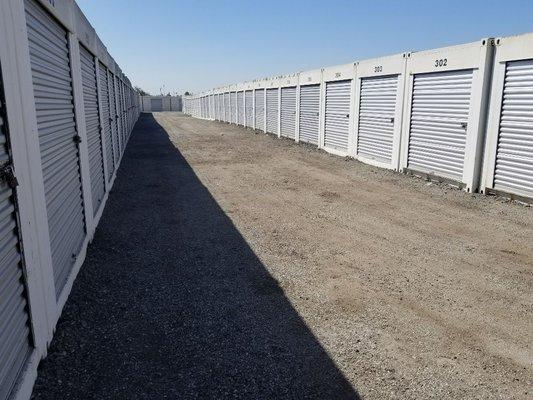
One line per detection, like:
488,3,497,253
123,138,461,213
73,135,82,144
461,122,468,129
0,163,18,189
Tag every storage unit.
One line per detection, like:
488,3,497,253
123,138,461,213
108,71,119,167
254,88,265,132
215,93,221,121
98,63,114,179
230,91,237,124
400,40,494,191
237,91,245,125
224,92,230,122
266,80,280,135
80,45,105,215
0,62,32,400
482,33,533,200
298,69,322,146
245,90,253,128
322,63,356,155
353,53,408,169
25,0,87,294
280,74,298,139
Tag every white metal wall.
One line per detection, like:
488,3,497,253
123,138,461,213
183,35,533,202
0,1,141,399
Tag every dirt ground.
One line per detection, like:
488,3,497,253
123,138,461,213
155,113,532,399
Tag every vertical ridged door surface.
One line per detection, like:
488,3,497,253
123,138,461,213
98,63,115,182
114,78,122,155
108,71,119,169
254,89,265,131
280,87,296,139
299,84,320,145
80,45,105,216
230,92,237,123
266,88,279,134
237,92,244,125
357,75,398,163
408,70,473,180
224,93,230,122
493,59,533,196
245,91,253,127
325,80,351,151
98,63,114,179
0,60,31,400
25,0,86,295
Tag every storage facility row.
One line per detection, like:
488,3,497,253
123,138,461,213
184,34,533,202
0,1,140,399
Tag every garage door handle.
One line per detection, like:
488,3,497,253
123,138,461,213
345,114,350,118
390,117,395,123
461,122,468,129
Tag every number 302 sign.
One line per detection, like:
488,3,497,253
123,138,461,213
435,58,448,67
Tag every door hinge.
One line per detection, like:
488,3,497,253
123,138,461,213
0,163,19,189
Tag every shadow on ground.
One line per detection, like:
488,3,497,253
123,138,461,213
31,114,360,400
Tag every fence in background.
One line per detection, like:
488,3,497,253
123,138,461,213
184,33,533,203
141,95,182,112
0,1,140,399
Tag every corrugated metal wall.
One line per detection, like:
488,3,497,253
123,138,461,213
0,1,141,399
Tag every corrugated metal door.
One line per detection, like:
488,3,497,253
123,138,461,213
230,92,237,123
493,59,533,196
224,93,229,122
120,83,126,146
299,84,320,145
245,90,253,127
255,89,265,131
266,88,279,134
25,0,86,294
357,75,398,163
325,80,351,150
151,98,163,112
280,87,296,139
408,70,473,180
80,45,105,216
0,61,32,400
108,71,119,168
237,91,244,125
114,78,122,154
98,63,114,180
215,94,220,120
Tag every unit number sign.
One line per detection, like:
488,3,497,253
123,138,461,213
435,58,448,67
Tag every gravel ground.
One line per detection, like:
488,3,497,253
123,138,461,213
32,113,532,399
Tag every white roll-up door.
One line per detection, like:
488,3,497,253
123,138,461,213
224,93,229,122
215,94,220,120
245,90,253,127
25,0,86,294
325,80,351,151
98,63,114,180
80,45,105,216
357,75,398,163
266,88,279,134
255,89,265,131
230,92,237,123
299,84,320,145
0,65,32,400
114,78,122,154
408,70,473,180
108,72,119,168
218,94,223,121
493,59,533,196
280,87,296,139
237,91,244,125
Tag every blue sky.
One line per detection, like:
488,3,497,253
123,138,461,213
77,0,533,95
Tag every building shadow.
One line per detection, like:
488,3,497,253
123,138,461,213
31,113,360,400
